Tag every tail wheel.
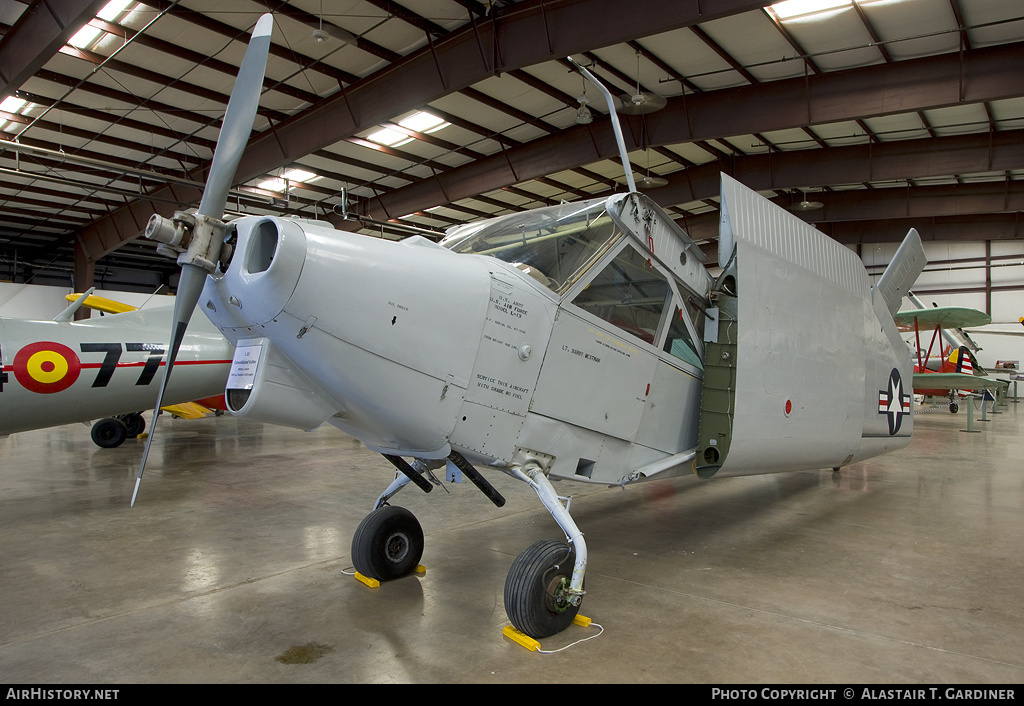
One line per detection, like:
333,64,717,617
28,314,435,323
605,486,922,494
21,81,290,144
504,539,582,639
351,506,423,581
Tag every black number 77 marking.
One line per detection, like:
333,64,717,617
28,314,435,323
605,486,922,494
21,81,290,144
80,343,122,388
126,344,165,386
78,343,166,387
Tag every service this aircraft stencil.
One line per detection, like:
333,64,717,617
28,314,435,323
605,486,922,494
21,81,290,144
0,291,232,446
132,14,927,640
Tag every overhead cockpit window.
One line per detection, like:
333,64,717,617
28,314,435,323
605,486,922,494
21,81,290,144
571,244,671,346
440,198,621,293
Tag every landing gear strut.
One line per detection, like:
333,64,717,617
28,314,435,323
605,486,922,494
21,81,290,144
505,451,588,638
353,450,590,640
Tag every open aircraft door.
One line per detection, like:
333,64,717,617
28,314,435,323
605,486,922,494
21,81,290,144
695,175,925,479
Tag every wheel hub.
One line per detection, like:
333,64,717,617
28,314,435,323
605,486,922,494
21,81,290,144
545,575,573,613
384,531,409,564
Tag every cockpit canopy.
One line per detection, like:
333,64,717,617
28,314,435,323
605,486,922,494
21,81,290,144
440,198,620,295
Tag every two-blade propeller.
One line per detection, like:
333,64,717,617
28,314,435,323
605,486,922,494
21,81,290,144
131,13,274,506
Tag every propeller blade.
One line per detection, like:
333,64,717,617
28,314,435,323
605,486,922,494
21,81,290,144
132,14,274,506
198,12,273,220
131,265,210,506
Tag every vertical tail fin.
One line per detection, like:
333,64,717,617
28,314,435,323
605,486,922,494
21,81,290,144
874,228,926,317
955,346,974,374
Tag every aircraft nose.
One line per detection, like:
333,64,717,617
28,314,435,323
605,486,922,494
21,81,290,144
221,216,307,325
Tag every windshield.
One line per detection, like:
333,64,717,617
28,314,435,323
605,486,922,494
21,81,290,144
440,197,621,294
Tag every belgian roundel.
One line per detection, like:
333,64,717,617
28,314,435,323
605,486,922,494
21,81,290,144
13,342,82,394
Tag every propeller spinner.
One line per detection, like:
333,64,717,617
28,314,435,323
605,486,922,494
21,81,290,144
131,13,274,506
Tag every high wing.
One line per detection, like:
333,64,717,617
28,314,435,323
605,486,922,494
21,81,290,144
693,178,925,478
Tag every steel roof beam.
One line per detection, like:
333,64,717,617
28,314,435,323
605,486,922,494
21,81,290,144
0,0,108,102
643,130,1024,210
678,180,1024,242
75,0,771,265
360,41,1024,221
821,214,1024,244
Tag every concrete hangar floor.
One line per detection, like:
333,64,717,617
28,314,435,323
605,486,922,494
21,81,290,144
1,404,1022,685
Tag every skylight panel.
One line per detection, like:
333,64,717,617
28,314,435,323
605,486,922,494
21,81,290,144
366,127,414,148
258,169,318,193
399,112,449,134
772,0,908,22
0,96,28,132
366,111,450,148
67,1,138,50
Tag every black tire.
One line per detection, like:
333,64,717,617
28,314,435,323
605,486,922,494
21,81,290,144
91,417,128,448
121,413,146,437
949,403,959,414
504,539,582,639
351,506,424,581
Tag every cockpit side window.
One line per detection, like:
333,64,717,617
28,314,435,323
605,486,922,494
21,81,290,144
664,305,703,369
570,243,672,345
441,198,621,294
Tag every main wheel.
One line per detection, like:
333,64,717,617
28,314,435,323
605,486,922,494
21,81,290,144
120,413,146,437
949,403,959,414
351,506,424,581
504,539,582,639
91,417,128,448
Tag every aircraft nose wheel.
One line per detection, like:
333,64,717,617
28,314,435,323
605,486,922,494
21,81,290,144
351,505,424,581
504,539,583,639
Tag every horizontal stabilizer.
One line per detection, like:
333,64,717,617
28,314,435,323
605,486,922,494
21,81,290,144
161,402,213,419
64,292,139,315
875,228,926,317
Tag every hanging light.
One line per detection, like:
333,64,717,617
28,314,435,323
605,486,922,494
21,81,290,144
574,95,593,125
615,50,667,115
789,189,823,211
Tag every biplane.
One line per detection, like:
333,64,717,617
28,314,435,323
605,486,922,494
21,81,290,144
893,305,1002,412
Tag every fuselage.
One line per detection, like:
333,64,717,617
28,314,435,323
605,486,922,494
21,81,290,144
200,184,918,486
202,196,712,485
0,306,233,435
